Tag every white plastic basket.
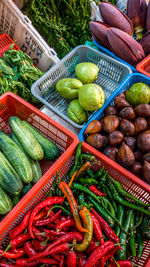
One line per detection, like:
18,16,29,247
0,0,59,71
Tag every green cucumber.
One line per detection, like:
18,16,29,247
9,116,44,161
0,187,13,214
23,121,60,161
0,152,23,194
0,131,33,183
11,132,42,184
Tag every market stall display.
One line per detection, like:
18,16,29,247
31,45,132,128
0,92,78,229
0,142,149,266
137,54,150,77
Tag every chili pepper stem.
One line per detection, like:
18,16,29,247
1,243,12,255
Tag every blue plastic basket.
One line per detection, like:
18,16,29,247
79,73,150,141
94,40,137,73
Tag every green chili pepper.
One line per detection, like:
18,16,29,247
109,176,150,207
94,167,105,178
129,212,136,257
136,215,144,259
104,186,112,199
86,169,95,178
55,175,62,196
78,178,98,185
116,205,124,237
113,192,150,216
87,196,114,227
69,142,82,178
103,186,117,212
78,193,93,209
47,205,71,216
109,183,117,195
74,206,93,251
103,198,116,217
141,216,150,240
118,210,133,260
72,183,101,203
80,153,96,162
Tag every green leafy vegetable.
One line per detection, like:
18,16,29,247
0,47,44,107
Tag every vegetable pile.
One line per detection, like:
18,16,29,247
0,142,149,266
85,83,150,183
90,0,150,65
22,0,92,59
55,62,105,125
0,47,44,107
0,116,60,216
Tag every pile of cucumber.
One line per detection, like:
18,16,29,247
0,116,60,215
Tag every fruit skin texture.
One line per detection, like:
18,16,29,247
129,161,142,177
56,78,83,99
86,134,105,149
143,160,150,183
23,121,60,161
0,131,33,184
134,104,150,117
114,96,130,110
75,62,99,84
99,1,133,35
79,84,105,111
68,99,87,125
134,117,148,134
126,83,150,106
103,115,119,133
0,187,13,215
117,142,135,167
120,119,135,136
108,131,124,146
103,146,118,162
85,120,102,135
89,21,110,49
0,151,23,194
119,107,136,120
124,136,136,150
140,31,150,55
104,106,117,116
107,28,145,65
137,130,150,152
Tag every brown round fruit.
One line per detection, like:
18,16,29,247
134,104,150,117
134,117,147,135
85,120,102,135
114,96,130,110
143,152,150,163
108,131,124,146
134,150,143,161
120,119,135,136
143,160,150,183
86,134,104,149
103,146,118,162
103,115,119,133
129,161,142,177
119,107,136,120
124,136,136,150
104,106,117,116
137,130,150,152
117,142,135,167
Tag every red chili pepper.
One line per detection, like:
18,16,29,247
39,257,58,265
0,249,24,259
56,219,75,231
59,255,64,267
27,242,69,262
47,223,57,229
67,251,77,267
11,247,25,255
102,246,122,263
59,182,87,233
85,240,99,254
28,196,64,238
32,239,48,252
91,208,119,243
34,209,47,221
84,241,115,267
9,210,31,240
0,264,15,267
33,210,56,227
16,258,38,266
109,260,132,267
53,210,62,224
91,213,104,244
4,233,31,252
46,231,83,252
51,253,61,261
32,227,45,241
43,229,66,236
24,241,37,257
89,186,107,196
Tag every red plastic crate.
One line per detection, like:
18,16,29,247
0,141,150,266
0,92,78,235
137,55,150,78
0,33,20,56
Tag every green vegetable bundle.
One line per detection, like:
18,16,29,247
23,0,92,58
0,47,44,107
